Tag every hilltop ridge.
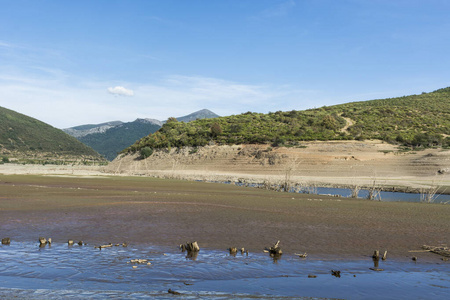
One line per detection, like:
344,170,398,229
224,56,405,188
124,87,450,154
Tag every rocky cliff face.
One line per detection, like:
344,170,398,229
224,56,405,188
63,122,123,138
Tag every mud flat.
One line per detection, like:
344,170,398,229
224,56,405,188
0,174,448,259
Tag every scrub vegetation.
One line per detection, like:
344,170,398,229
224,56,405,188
124,87,450,155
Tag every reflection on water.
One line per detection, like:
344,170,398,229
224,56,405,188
0,242,448,299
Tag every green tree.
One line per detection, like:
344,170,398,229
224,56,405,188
139,147,153,159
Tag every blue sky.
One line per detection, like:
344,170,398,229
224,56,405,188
1,0,449,128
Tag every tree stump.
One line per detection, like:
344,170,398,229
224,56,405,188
265,240,282,256
372,250,380,260
1,238,10,245
228,247,238,255
38,237,47,245
181,241,200,252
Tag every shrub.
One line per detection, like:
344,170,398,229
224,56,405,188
139,147,153,159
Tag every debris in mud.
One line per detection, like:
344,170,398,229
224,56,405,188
1,237,10,245
228,247,238,255
38,237,51,247
180,241,200,252
264,240,282,256
94,243,113,249
412,256,418,261
68,240,74,246
308,274,317,278
422,245,450,258
331,270,341,278
295,252,308,258
168,289,181,295
128,259,151,265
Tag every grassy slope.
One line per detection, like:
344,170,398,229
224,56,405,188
0,106,102,158
124,87,450,153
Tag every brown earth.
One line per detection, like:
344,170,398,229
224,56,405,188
106,141,450,192
0,175,448,261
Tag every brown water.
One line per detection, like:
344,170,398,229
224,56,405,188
0,242,448,299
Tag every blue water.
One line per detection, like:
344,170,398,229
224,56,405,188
229,181,450,203
313,187,450,203
0,242,448,299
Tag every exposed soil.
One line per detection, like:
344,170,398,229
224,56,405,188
105,141,450,192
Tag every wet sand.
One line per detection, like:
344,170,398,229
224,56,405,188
1,174,448,260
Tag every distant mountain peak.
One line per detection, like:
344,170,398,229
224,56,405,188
173,109,220,123
64,109,219,160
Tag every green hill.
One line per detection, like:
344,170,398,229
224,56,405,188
0,106,103,162
65,109,220,161
124,87,450,154
78,119,161,161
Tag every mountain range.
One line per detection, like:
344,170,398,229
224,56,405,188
63,109,220,160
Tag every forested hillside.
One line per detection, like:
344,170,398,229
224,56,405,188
0,106,102,161
124,87,450,155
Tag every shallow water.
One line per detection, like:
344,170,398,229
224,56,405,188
0,242,448,299
312,187,450,203
230,181,450,203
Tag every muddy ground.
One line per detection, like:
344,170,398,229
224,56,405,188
0,174,448,261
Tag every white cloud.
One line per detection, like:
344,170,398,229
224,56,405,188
107,86,134,96
0,70,319,128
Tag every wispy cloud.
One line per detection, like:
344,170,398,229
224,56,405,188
107,86,134,96
257,0,296,18
0,70,318,128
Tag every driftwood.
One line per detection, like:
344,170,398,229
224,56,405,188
168,289,181,295
1,238,10,245
265,240,282,256
295,252,307,258
422,245,450,258
382,250,387,260
95,243,113,249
